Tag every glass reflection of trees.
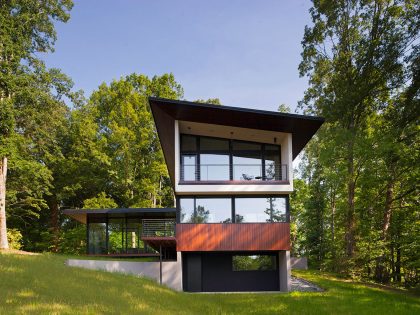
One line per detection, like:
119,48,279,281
180,197,287,223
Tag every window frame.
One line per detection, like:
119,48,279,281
232,253,278,272
180,134,281,182
176,195,290,224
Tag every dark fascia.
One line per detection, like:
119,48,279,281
148,97,325,185
63,208,177,224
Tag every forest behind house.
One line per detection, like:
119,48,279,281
0,0,419,289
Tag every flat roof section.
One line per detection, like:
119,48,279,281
148,97,324,185
63,208,176,224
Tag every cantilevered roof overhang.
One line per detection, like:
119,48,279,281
63,208,176,224
148,97,324,185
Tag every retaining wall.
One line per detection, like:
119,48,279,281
66,253,182,291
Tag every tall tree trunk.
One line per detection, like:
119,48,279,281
382,175,395,239
331,190,336,270
48,197,60,252
0,156,9,250
345,140,356,258
395,246,401,283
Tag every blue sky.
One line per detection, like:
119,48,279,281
43,0,313,113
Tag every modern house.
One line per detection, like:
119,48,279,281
64,97,324,292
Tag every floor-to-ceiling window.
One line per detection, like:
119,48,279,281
199,137,230,181
108,218,125,254
235,197,287,223
232,141,262,180
179,197,232,223
87,216,156,255
180,134,282,182
88,217,107,254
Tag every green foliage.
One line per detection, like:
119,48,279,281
194,98,221,105
58,225,85,255
295,0,420,286
83,192,118,209
0,0,77,251
6,228,22,250
278,103,291,113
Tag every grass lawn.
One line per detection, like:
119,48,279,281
0,252,419,315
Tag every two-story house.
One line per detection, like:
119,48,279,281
64,97,324,292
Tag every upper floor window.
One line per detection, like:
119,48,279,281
180,134,285,182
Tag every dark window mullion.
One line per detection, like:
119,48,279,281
86,215,90,255
262,144,266,180
193,198,197,222
229,139,233,180
196,136,200,181
231,197,235,223
105,215,109,254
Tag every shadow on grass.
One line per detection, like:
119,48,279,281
0,253,419,315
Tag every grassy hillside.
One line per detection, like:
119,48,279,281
0,252,418,315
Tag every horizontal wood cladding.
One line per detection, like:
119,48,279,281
176,223,290,251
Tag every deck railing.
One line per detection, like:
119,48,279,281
180,163,288,182
142,219,176,238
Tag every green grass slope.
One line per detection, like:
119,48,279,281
0,252,418,315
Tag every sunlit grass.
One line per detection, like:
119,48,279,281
0,252,419,314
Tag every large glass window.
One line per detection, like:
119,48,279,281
181,135,197,151
125,219,142,254
179,198,232,223
195,198,232,223
180,135,282,182
108,218,124,254
179,196,288,223
232,141,262,180
180,198,195,223
88,222,106,254
232,255,277,271
200,137,229,151
265,145,281,180
235,197,287,223
181,155,197,181
200,154,229,180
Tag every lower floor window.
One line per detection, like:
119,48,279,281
232,255,277,271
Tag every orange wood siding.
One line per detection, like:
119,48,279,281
176,223,290,251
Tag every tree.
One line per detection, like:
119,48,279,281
0,0,74,249
79,73,183,208
278,103,291,113
299,0,419,262
194,98,221,105
296,0,419,284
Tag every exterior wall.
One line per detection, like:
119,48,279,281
279,250,291,292
281,133,293,191
183,251,280,292
66,252,183,291
174,120,294,195
176,223,290,251
174,120,180,189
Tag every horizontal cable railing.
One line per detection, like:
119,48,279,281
180,164,288,182
142,219,176,238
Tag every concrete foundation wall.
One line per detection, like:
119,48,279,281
67,252,183,291
279,250,291,292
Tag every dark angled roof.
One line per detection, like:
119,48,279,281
148,97,324,184
63,208,176,224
